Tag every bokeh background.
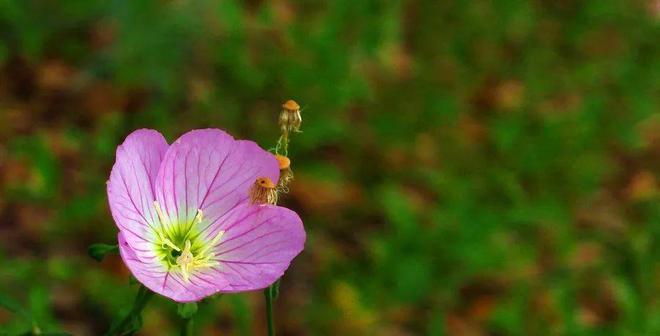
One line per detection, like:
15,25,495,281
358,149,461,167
0,1,659,335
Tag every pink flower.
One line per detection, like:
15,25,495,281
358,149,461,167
107,129,305,302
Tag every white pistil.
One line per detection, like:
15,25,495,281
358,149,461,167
176,240,194,282
174,230,225,282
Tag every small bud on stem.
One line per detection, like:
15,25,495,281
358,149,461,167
249,177,278,205
280,100,302,134
276,99,302,156
264,99,304,336
274,154,294,193
275,154,290,170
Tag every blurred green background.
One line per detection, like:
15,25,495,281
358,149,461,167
0,1,659,335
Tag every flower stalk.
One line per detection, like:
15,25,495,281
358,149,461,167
104,285,153,336
264,99,303,335
178,302,198,336
264,285,276,336
181,317,194,336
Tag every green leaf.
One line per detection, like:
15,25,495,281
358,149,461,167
0,292,24,314
0,292,31,322
88,243,119,262
177,302,198,319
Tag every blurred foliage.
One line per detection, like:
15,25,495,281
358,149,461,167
0,0,659,335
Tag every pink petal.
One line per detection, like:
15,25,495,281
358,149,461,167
206,204,305,292
107,129,168,248
154,129,279,236
118,232,229,302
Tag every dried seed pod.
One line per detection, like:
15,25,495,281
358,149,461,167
279,99,302,134
278,168,294,193
249,177,278,205
275,154,291,170
274,154,294,193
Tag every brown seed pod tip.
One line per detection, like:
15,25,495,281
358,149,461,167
256,177,276,189
250,177,278,205
275,155,291,170
282,99,300,111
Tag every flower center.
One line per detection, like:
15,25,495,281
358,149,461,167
152,201,224,282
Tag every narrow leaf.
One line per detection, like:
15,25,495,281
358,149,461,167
88,243,119,262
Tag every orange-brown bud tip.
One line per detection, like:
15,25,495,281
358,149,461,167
250,177,278,205
282,99,300,111
256,177,276,189
275,155,291,170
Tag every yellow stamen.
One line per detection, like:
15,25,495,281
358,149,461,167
192,258,218,268
209,230,225,246
194,209,204,224
162,237,180,252
152,201,180,250
196,230,225,257
183,208,204,233
153,201,167,225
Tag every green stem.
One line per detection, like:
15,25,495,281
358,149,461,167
264,285,275,336
274,134,289,156
104,285,154,336
180,317,194,336
272,279,281,300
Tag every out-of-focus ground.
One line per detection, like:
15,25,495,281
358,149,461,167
0,1,659,335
